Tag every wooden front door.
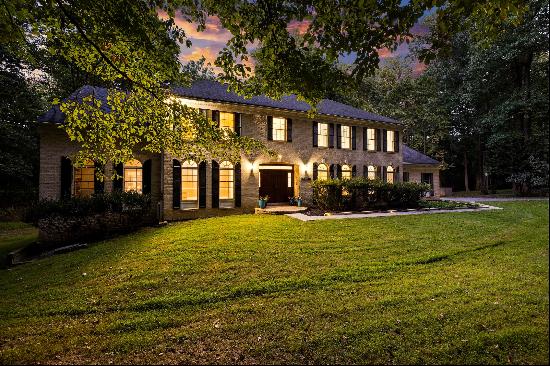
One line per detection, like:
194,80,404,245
259,169,293,203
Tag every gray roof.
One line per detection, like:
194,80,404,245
39,81,399,125
403,145,439,165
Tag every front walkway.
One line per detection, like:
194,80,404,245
287,204,502,221
442,197,548,202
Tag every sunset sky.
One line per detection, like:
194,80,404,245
158,11,430,76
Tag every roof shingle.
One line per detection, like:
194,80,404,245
403,145,440,165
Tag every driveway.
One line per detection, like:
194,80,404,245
441,196,549,202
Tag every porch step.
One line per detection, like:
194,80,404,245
255,205,308,215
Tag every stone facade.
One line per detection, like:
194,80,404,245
402,164,442,196
39,97,406,221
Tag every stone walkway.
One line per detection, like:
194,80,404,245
441,197,548,202
286,204,502,222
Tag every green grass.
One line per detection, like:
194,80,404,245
0,201,548,364
450,189,515,197
0,222,37,269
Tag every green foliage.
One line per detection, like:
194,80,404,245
312,178,430,211
24,191,152,225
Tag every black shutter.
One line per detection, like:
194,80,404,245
376,166,382,180
173,159,181,208
352,126,357,150
211,160,219,208
235,162,241,207
212,110,220,127
94,162,104,194
363,128,368,150
312,121,318,147
394,130,400,152
329,164,335,179
382,129,388,152
113,163,124,191
312,163,318,180
199,161,207,208
267,116,273,140
352,165,357,177
395,166,400,182
142,159,152,194
329,123,335,148
336,124,342,149
382,166,387,182
337,164,342,179
234,113,242,136
286,118,292,142
363,165,368,178
376,129,382,152
60,157,72,199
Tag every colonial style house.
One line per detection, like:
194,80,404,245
38,80,442,220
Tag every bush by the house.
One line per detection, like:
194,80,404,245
312,178,430,211
24,191,155,245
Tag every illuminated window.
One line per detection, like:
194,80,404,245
342,164,352,180
341,125,351,149
272,117,287,141
318,123,329,147
317,163,329,180
368,165,376,180
124,159,142,193
181,161,198,202
74,160,95,197
387,166,395,183
387,130,395,152
367,128,376,151
219,161,234,200
287,172,292,187
219,112,235,132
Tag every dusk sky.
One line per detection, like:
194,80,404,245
158,11,430,76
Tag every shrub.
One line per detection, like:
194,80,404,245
24,191,152,225
312,178,430,211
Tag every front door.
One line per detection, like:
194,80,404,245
421,173,434,196
259,168,293,203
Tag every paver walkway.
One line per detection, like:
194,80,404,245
287,204,502,221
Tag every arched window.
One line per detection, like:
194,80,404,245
387,165,395,183
317,163,329,180
219,161,234,200
181,161,198,207
74,159,95,197
124,159,142,193
342,164,352,179
367,165,376,180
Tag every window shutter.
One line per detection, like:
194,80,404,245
212,110,220,127
93,162,104,194
363,165,368,178
394,130,400,152
142,159,152,194
60,157,72,198
199,161,207,208
403,171,409,182
376,129,382,152
211,160,219,208
312,121,318,147
352,165,357,177
234,162,241,207
352,126,357,150
329,123,335,148
113,163,124,191
336,124,342,149
286,118,292,142
382,166,387,182
312,163,318,180
173,159,181,209
363,128,367,150
329,164,335,179
267,116,273,140
234,113,242,136
376,166,382,180
382,129,388,152
337,164,342,179
395,166,400,182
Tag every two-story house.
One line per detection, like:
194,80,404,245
37,80,441,221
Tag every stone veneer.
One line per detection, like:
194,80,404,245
39,98,405,221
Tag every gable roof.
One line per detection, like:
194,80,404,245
38,81,399,125
403,145,440,165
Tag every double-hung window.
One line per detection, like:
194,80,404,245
219,161,234,200
342,164,352,180
367,165,376,180
367,128,376,151
74,160,95,197
272,117,287,141
317,163,329,180
124,159,143,193
387,130,395,152
341,125,352,149
318,123,329,147
181,161,198,208
219,112,235,133
386,166,395,183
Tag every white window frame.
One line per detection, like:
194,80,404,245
367,128,376,151
219,161,234,207
342,164,352,180
272,117,287,141
73,160,95,197
341,125,352,149
387,165,395,183
181,161,198,209
318,123,329,147
219,112,235,133
367,165,376,180
124,159,143,193
317,163,329,180
387,130,395,152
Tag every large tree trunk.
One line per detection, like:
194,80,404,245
464,152,470,192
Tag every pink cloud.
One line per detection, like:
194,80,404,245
158,10,232,44
287,20,311,35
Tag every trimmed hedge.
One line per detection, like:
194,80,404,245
312,178,430,211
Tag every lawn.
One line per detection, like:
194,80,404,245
0,201,548,364
0,222,37,269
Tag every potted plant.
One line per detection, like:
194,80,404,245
288,196,295,205
296,196,303,207
258,195,269,209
